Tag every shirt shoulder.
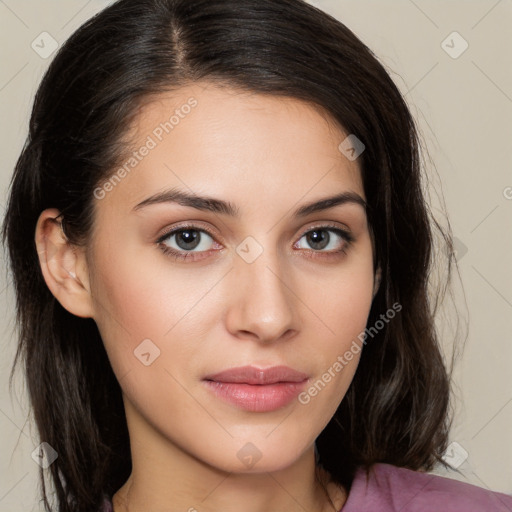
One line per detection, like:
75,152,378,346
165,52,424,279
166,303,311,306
341,462,512,512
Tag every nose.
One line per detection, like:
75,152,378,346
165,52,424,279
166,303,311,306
224,240,298,344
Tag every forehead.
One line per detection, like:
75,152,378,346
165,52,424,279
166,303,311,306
101,82,365,213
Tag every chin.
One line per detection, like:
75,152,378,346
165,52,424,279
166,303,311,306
190,432,314,475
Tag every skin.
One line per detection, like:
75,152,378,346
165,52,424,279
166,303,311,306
35,82,381,512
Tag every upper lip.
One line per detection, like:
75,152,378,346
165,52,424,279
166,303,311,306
204,365,309,385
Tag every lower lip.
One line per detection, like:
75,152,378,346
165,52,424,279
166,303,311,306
203,380,307,412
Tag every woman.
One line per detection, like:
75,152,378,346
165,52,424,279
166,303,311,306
2,0,511,511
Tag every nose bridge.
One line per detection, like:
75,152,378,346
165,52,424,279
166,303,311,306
227,233,296,340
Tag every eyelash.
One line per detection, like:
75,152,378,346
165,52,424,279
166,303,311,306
156,223,355,262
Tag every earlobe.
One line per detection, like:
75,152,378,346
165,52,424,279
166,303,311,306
372,266,382,299
35,208,95,318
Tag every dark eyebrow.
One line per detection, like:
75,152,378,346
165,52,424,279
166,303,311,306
294,191,367,216
132,188,367,217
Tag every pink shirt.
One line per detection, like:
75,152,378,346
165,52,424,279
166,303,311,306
100,462,512,511
342,463,512,511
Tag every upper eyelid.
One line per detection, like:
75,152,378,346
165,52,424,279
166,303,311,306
297,222,352,237
156,221,217,243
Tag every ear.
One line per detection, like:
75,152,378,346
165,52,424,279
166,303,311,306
34,208,95,318
372,265,382,299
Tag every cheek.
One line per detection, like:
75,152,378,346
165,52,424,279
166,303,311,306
88,245,170,362
296,292,370,435
300,248,375,399
313,250,375,345
89,239,227,380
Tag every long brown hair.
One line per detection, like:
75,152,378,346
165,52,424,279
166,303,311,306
2,0,462,510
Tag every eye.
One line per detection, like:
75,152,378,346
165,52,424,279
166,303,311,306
294,224,354,259
156,225,220,262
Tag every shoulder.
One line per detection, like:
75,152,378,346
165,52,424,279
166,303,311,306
341,462,512,512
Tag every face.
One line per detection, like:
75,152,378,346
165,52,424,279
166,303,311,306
83,82,377,473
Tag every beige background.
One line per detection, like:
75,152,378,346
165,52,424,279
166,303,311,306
0,0,511,509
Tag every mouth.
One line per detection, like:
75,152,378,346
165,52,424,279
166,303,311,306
202,365,309,412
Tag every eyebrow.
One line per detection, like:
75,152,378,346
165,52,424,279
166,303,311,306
132,187,367,217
